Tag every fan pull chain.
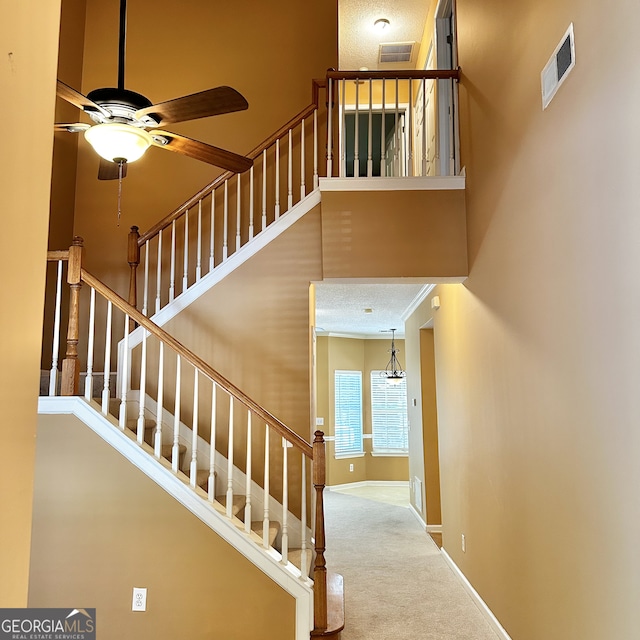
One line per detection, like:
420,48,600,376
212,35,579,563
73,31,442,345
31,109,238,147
117,160,125,226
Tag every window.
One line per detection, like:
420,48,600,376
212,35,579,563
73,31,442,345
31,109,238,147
334,370,363,457
370,372,409,454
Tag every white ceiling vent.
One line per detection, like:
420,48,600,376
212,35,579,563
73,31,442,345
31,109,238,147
541,23,575,110
379,42,415,65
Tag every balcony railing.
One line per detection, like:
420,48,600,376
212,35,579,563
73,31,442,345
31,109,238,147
127,69,461,318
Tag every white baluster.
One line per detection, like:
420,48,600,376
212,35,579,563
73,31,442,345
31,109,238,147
408,78,414,176
236,174,241,251
209,190,215,272
281,437,289,564
223,180,229,261
249,166,255,240
261,149,267,231
263,425,270,548
244,411,252,533
300,118,306,199
275,138,281,219
196,200,202,281
326,77,333,179
155,232,162,314
84,286,96,401
226,394,234,518
154,341,164,459
142,240,149,316
136,328,148,444
101,300,112,414
287,128,293,211
119,313,130,430
354,78,360,178
208,381,217,501
182,208,189,293
300,452,308,580
395,78,400,177
169,220,176,303
381,79,387,176
422,78,427,176
340,78,346,177
49,260,63,396
190,368,199,487
313,109,319,189
367,79,373,177
172,354,181,473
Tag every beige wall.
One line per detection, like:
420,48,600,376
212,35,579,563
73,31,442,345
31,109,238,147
318,336,409,486
426,0,640,638
321,190,467,280
0,0,61,605
30,414,295,639
69,0,338,296
404,296,441,525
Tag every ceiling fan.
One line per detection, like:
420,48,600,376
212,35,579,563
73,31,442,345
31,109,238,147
55,0,253,180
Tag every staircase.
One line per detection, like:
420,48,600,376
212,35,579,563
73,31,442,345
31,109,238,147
39,67,463,639
40,242,339,639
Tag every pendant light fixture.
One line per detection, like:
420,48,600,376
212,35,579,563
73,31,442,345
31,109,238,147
383,329,405,385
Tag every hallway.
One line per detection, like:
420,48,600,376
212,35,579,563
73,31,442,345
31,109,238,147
324,487,501,640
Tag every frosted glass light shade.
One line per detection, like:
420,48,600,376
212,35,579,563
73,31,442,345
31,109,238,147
84,123,152,163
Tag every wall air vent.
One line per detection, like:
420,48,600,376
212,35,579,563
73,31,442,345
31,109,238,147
541,23,575,110
379,42,415,64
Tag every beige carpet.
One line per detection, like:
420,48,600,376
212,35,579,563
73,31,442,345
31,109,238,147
324,488,500,640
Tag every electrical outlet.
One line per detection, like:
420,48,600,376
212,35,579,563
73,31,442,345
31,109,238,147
349,464,354,472
132,587,147,612
461,534,466,553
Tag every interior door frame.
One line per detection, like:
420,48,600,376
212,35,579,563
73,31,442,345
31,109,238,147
435,0,459,176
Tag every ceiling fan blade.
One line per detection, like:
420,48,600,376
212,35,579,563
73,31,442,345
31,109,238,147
136,87,248,126
98,158,128,181
54,122,91,133
57,80,111,119
151,130,252,173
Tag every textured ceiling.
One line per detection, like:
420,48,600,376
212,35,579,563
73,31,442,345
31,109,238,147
340,0,431,70
315,283,430,338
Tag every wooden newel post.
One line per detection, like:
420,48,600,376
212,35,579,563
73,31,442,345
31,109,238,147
312,430,328,632
60,236,84,396
128,226,140,331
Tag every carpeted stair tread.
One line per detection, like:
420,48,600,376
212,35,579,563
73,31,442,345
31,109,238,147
251,521,280,547
216,494,245,517
161,444,187,469
287,547,314,577
195,469,210,490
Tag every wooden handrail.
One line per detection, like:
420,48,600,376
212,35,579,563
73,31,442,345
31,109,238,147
327,68,461,81
80,268,313,458
47,250,70,261
138,80,326,247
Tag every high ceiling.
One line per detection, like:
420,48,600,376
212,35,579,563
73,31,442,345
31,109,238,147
316,1,434,338
339,0,431,70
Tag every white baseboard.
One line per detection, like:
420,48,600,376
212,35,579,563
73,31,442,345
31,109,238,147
409,503,427,530
441,549,512,640
327,480,409,491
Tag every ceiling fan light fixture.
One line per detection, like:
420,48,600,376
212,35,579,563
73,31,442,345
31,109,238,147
84,122,152,163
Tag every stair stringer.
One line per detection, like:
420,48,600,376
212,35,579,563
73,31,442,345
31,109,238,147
125,390,313,552
38,395,314,640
